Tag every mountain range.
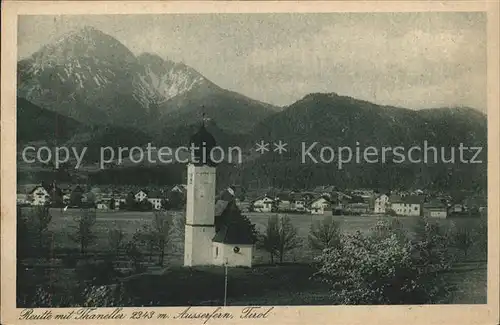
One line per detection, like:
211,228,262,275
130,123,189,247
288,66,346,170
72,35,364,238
18,26,278,134
17,26,487,191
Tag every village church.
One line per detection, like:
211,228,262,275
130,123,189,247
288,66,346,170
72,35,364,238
184,121,256,268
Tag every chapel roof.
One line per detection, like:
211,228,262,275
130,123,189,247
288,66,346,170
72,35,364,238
212,225,255,245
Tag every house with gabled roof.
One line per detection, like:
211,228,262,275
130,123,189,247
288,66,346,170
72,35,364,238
374,194,390,214
147,190,164,210
171,184,187,194
251,195,274,212
330,191,352,209
390,195,425,216
135,189,148,202
423,200,448,218
96,200,110,210
309,195,332,215
29,184,51,206
312,185,337,198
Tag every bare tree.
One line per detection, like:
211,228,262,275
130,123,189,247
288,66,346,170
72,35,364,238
259,215,302,264
133,224,156,262
125,240,144,273
108,227,125,259
259,216,280,264
308,215,341,251
29,206,53,257
169,212,186,255
71,209,97,256
134,211,173,266
152,211,172,266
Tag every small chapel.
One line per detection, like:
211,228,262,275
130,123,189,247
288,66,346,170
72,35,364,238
183,120,256,268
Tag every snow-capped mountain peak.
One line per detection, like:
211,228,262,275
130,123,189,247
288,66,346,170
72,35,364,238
17,26,276,131
133,53,208,108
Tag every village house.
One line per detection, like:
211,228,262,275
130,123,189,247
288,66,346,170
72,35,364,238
16,193,29,206
345,202,370,214
96,200,110,210
312,185,337,198
330,191,352,210
251,195,274,212
113,196,127,210
352,189,375,199
463,197,487,215
291,196,307,212
171,184,187,195
390,195,425,217
449,203,467,214
393,190,411,198
29,185,51,206
98,194,113,204
62,193,71,205
147,191,164,210
374,194,390,214
309,196,331,215
423,200,448,218
135,189,148,202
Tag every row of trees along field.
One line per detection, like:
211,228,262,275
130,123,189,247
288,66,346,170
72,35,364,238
259,214,486,263
16,205,487,306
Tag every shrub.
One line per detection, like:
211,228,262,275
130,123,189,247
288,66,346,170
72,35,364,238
82,284,132,307
315,219,450,304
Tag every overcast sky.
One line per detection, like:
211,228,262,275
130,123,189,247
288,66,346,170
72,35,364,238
18,13,487,111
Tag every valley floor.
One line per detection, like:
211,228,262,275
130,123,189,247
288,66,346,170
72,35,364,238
17,208,487,306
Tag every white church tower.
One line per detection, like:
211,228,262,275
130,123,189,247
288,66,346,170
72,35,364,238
184,120,218,266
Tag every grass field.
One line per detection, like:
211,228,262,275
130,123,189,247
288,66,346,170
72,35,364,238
18,207,487,305
37,208,483,256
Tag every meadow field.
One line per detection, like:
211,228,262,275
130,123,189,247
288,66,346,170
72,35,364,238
35,207,485,264
17,207,487,306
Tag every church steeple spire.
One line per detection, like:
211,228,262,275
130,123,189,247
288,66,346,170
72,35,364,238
189,109,217,166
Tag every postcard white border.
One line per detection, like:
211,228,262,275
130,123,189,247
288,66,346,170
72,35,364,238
1,1,499,325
